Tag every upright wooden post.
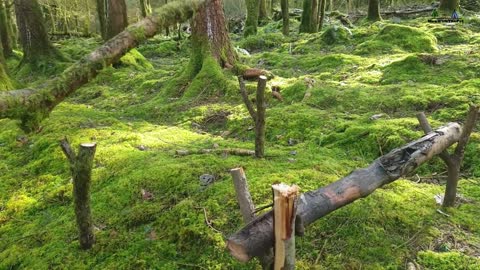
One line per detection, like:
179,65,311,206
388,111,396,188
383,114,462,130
272,183,300,270
60,138,96,250
238,75,268,158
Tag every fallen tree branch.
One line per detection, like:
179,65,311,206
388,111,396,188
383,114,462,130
226,122,462,262
0,0,205,131
175,148,255,157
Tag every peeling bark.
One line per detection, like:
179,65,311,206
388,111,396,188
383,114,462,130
227,123,462,262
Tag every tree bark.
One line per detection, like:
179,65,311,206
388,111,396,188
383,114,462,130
14,0,63,65
280,0,289,35
227,123,463,262
106,0,128,40
245,0,260,36
300,0,319,33
0,0,12,57
186,0,236,87
139,0,152,17
0,0,205,131
318,0,326,30
255,76,267,158
96,0,107,39
60,139,97,250
259,0,269,23
440,0,460,13
0,44,13,90
231,168,256,224
367,0,382,21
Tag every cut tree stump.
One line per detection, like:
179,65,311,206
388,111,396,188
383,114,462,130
226,122,462,261
60,138,97,249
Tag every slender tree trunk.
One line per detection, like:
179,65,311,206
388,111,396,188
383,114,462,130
105,0,128,40
318,0,326,31
245,0,260,36
281,0,289,35
439,0,460,13
367,0,382,21
0,0,12,57
13,0,63,65
300,0,319,33
5,0,17,49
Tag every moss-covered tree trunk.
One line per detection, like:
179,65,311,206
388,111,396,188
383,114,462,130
245,0,260,36
367,0,382,21
13,0,63,65
440,0,460,13
259,0,269,23
300,0,318,33
106,0,128,40
318,0,326,31
139,0,152,17
0,0,12,57
0,43,13,90
281,0,289,35
5,0,17,49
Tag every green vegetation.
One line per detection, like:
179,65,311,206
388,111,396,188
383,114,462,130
1,11,480,270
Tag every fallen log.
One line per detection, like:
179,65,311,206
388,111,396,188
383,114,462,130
226,122,462,262
175,148,255,157
0,0,204,131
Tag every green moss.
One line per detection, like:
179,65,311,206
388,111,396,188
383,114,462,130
417,251,480,269
432,28,471,45
237,32,287,52
355,24,438,54
118,49,153,70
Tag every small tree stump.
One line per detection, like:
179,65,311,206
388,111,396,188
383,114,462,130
60,138,96,249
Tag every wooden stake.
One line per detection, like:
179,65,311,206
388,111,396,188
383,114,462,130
255,75,267,158
60,138,96,249
272,183,299,270
231,168,255,223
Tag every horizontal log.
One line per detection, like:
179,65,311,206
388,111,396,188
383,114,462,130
0,0,204,129
226,122,462,262
176,148,255,157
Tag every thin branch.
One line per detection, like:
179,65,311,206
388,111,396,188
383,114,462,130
238,76,257,122
59,137,76,164
453,105,479,160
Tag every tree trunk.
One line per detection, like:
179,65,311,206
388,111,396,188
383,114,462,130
106,0,128,40
318,0,326,31
255,76,266,158
367,0,382,21
281,0,289,35
191,0,236,66
440,0,460,13
96,0,107,39
139,0,152,17
259,0,269,23
0,0,12,57
13,0,63,65
0,0,205,131
0,43,13,90
245,0,260,36
300,0,319,33
226,123,462,262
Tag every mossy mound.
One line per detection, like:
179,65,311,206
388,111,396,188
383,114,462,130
417,251,480,269
118,49,153,70
431,28,471,45
355,24,438,54
236,32,287,52
321,25,353,45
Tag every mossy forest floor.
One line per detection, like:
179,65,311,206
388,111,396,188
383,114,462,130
1,14,480,270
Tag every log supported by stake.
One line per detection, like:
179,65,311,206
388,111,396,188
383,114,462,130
226,122,462,262
60,139,97,250
416,105,479,207
0,0,205,131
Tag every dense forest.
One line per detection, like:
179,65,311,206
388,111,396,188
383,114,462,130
0,0,480,269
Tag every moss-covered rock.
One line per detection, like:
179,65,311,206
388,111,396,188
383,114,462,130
321,25,353,45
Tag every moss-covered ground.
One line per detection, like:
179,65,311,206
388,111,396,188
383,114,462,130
1,15,480,269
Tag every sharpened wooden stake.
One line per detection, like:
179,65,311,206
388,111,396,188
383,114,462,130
60,138,96,250
231,168,255,223
272,183,300,270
